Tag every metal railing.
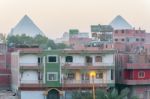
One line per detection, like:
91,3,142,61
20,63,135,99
62,79,114,84
19,63,43,70
20,80,44,87
62,63,114,67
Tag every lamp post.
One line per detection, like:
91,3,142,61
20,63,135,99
90,71,96,99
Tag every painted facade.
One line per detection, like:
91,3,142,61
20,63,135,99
11,47,45,99
116,52,150,99
10,47,115,99
60,49,115,99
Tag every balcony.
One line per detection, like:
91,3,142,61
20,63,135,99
62,63,114,70
125,63,150,69
122,79,150,85
62,80,114,88
20,80,45,89
20,63,43,71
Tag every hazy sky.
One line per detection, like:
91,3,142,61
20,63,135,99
0,0,150,39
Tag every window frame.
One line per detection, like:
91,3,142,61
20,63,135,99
96,72,103,79
65,56,73,63
141,38,145,42
47,72,58,81
136,38,139,42
115,38,118,41
138,71,145,78
47,55,58,63
67,73,75,80
95,56,102,62
121,38,125,42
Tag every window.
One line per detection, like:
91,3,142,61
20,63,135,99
81,73,89,80
105,44,108,48
86,56,92,63
138,71,145,78
141,38,145,41
121,39,124,41
92,33,97,37
47,55,57,63
95,56,102,62
115,39,118,41
47,72,58,81
38,57,42,64
96,73,103,79
67,73,75,80
136,38,139,41
66,56,73,62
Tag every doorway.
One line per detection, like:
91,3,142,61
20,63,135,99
47,89,60,99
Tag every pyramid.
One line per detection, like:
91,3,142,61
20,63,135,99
110,15,133,30
9,15,45,37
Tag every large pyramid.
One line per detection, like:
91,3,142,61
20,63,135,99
9,15,45,37
110,15,133,30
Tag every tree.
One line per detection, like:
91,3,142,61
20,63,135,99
72,90,92,99
7,34,68,49
56,43,68,49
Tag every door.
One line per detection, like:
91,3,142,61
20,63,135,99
47,89,60,99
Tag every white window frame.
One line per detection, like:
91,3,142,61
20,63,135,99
65,56,73,63
138,71,145,78
47,72,58,81
47,55,58,63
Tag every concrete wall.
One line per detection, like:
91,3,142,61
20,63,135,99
102,54,114,64
20,54,38,66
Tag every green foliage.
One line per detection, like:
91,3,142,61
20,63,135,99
56,43,68,49
72,88,139,99
7,34,68,49
72,90,92,99
95,89,107,99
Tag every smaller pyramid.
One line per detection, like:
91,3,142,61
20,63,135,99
9,15,45,37
110,15,133,30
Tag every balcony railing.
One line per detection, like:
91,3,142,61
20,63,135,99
62,80,114,88
20,63,43,70
125,63,150,69
20,84,44,88
122,79,150,85
62,63,114,70
20,80,44,88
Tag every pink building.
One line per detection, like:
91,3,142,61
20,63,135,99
113,29,146,52
114,29,150,99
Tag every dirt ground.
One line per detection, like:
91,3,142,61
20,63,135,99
0,90,18,99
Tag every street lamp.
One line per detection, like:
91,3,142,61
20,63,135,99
90,71,96,99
